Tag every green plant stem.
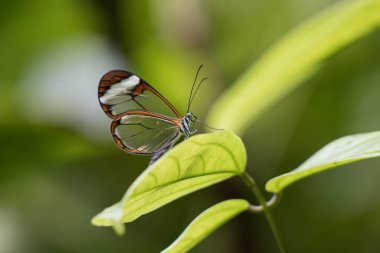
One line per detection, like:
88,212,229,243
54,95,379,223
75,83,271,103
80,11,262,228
240,171,288,253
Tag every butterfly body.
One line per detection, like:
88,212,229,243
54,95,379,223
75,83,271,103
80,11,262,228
180,112,197,138
98,70,197,164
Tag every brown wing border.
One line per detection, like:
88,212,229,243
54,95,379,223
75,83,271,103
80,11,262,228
98,70,181,119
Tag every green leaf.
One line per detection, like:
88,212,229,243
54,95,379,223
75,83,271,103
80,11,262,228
207,0,380,134
161,199,249,253
266,131,380,193
91,131,246,232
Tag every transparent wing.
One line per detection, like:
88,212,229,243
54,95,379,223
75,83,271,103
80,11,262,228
98,70,181,119
111,111,181,154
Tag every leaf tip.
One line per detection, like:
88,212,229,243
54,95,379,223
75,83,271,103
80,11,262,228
91,202,126,235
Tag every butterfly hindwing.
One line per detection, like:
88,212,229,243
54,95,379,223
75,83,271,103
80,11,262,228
111,110,181,154
98,70,181,119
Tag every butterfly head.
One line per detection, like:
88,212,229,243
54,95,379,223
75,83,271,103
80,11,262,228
186,112,197,122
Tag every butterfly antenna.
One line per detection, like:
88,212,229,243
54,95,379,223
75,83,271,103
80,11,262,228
189,77,207,107
195,119,224,131
187,64,203,113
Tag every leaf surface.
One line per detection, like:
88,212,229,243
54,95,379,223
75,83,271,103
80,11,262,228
92,131,246,232
161,199,249,253
266,131,380,193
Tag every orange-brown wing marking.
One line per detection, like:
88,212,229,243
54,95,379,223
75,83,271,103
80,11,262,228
98,70,129,118
110,110,181,154
98,70,181,119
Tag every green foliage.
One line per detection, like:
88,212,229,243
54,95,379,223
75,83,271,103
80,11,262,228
207,0,380,134
161,199,249,253
3,0,379,252
0,125,98,180
90,1,380,251
91,131,246,233
266,131,380,193
0,0,98,120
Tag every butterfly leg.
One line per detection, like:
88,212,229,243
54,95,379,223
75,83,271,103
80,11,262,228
149,145,172,166
149,132,182,165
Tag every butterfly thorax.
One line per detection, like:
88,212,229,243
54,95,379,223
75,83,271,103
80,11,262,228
180,112,197,138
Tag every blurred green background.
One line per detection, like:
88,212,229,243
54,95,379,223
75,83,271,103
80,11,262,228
1,0,380,252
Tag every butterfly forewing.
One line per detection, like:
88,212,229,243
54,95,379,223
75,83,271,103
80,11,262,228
111,111,181,154
98,70,181,119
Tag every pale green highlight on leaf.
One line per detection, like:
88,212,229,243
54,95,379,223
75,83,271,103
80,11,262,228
207,0,380,134
92,131,246,233
266,131,380,193
161,199,249,253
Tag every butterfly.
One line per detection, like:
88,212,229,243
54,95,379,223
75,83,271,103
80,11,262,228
98,65,209,165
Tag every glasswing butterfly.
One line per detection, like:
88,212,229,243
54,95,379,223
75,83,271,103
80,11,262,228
98,65,210,165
